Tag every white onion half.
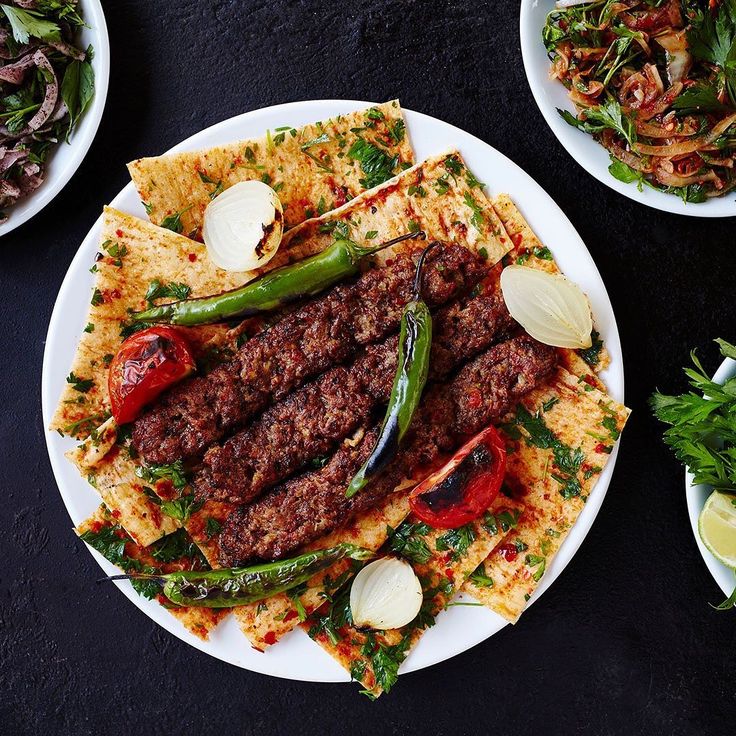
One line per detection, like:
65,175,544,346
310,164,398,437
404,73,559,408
349,557,423,630
500,265,593,349
203,180,283,272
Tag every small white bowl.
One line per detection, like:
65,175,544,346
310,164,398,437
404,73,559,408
520,0,736,218
685,357,736,599
0,0,109,237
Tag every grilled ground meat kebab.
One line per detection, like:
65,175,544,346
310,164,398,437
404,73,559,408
194,288,515,503
132,244,486,465
218,334,557,564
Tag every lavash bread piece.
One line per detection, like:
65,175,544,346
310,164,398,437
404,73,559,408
128,100,414,239
76,506,225,639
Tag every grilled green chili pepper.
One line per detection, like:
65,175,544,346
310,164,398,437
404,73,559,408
131,231,425,327
106,543,373,608
345,242,439,499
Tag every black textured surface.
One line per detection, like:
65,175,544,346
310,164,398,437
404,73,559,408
1,1,734,733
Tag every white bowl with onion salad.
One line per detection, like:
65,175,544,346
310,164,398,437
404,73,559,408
0,0,109,236
520,0,736,217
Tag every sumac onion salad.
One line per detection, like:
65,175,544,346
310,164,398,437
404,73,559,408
544,0,736,203
0,0,94,222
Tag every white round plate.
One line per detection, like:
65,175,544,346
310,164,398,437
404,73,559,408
0,0,110,237
685,358,736,598
42,100,626,682
520,0,735,218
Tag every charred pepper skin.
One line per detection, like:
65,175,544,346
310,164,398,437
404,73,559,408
108,543,373,608
131,231,425,327
345,242,439,499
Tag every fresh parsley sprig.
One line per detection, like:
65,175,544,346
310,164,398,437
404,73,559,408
651,339,736,491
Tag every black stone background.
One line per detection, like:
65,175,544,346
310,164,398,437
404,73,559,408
1,1,734,733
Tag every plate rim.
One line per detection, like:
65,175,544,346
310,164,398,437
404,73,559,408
685,357,736,598
41,98,626,682
0,0,111,237
519,0,736,219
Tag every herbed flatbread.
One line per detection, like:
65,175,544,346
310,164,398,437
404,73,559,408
303,497,524,697
76,506,225,639
462,368,628,621
128,100,414,239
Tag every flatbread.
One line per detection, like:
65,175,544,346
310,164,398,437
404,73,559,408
128,101,414,238
303,497,523,697
233,484,413,649
76,506,225,639
50,206,248,437
462,368,629,621
273,150,510,272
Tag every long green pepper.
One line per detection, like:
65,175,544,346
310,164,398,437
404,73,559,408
105,543,373,608
131,231,425,327
345,242,439,499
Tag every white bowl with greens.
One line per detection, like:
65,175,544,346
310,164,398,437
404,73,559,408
684,356,736,604
0,0,109,236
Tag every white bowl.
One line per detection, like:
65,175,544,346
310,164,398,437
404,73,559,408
0,0,109,237
685,357,736,598
520,0,736,218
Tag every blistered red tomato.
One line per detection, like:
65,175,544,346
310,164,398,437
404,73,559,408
108,326,196,425
409,426,507,529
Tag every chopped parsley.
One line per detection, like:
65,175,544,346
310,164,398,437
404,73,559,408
386,521,432,564
145,279,191,305
66,372,93,393
347,138,399,189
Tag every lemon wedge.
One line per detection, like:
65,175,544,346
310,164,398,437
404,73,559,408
698,490,736,569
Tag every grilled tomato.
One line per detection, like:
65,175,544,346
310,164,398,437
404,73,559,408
108,326,196,425
409,426,506,529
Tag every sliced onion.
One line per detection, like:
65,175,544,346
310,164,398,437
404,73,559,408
635,113,736,156
500,265,593,350
203,180,283,272
349,557,423,630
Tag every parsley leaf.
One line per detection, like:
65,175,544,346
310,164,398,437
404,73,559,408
66,372,93,393
347,138,399,189
0,4,60,43
559,98,636,147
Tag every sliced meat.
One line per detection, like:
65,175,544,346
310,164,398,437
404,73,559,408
218,334,557,564
132,244,487,464
194,288,514,503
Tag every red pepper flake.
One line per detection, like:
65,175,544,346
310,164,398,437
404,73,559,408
467,388,482,409
115,229,124,238
188,253,197,262
498,543,518,562
263,631,277,646
156,479,175,500
89,520,103,533
511,232,523,248
111,509,121,519
445,568,455,582
110,289,121,300
594,443,613,455
114,529,127,540
582,374,597,387
283,610,298,622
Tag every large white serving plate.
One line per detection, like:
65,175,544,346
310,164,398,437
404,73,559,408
685,358,736,599
0,0,110,236
42,100,626,683
520,0,735,218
